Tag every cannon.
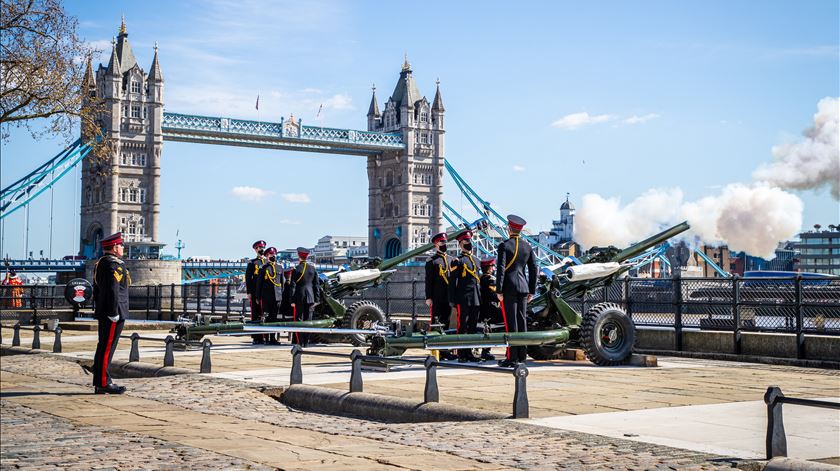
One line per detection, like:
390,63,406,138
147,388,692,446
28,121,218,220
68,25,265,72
173,224,480,343
369,221,691,365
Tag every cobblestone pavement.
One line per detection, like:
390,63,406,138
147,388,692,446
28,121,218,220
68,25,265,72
0,354,747,470
0,400,272,470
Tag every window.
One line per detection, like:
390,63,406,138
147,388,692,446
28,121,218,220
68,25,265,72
131,80,140,94
143,107,147,119
131,154,137,166
420,111,428,123
139,154,146,166
139,188,146,204
120,217,127,226
121,154,127,165
131,105,141,118
119,188,126,202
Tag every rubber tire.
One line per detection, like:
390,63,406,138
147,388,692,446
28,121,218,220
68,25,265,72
580,302,635,366
526,344,567,360
342,300,387,346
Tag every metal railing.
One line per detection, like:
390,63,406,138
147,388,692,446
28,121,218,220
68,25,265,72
289,345,530,418
764,386,840,459
0,323,62,352
120,333,213,373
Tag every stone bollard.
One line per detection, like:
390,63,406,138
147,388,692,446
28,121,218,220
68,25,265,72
512,364,530,419
32,325,41,350
12,323,20,347
129,333,140,362
290,345,303,385
52,327,62,353
423,356,439,403
349,350,363,393
163,335,175,367
200,339,212,374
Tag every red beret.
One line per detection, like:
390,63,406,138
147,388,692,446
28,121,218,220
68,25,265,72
480,257,496,268
101,232,123,248
252,240,266,249
264,247,277,256
297,247,310,259
431,232,447,243
456,230,473,241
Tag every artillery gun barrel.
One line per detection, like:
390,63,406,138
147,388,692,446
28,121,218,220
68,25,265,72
580,221,690,264
377,226,473,271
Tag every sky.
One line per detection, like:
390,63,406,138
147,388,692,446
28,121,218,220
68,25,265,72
1,0,838,260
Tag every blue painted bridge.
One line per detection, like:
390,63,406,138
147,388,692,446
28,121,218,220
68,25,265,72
162,112,405,155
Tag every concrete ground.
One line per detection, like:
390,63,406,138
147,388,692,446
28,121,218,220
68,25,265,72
2,323,839,469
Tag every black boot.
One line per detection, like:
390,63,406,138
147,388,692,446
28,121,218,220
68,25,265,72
94,384,126,394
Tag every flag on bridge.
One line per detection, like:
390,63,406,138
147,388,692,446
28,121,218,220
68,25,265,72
255,95,260,111
316,104,323,118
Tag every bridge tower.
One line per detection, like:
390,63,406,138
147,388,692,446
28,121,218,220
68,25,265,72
79,18,164,258
366,58,445,259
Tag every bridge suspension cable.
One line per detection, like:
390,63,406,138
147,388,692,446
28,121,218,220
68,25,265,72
1,139,92,220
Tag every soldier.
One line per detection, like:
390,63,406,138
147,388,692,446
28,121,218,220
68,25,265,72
290,247,319,347
496,215,537,367
424,232,457,361
245,240,266,345
478,257,501,362
2,269,23,308
449,230,481,362
280,267,294,321
257,247,282,345
91,232,129,394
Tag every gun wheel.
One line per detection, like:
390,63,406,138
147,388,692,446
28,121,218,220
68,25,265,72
581,302,635,366
343,300,387,346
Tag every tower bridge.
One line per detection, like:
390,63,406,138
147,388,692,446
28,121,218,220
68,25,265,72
2,18,567,280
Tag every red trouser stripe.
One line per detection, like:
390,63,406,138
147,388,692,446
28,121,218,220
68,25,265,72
292,305,299,344
101,320,117,387
429,304,434,325
456,305,461,331
500,300,510,359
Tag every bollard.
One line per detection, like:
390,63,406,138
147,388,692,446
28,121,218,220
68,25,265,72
200,338,212,373
12,323,20,346
512,364,530,419
32,324,41,350
129,333,140,362
290,345,303,385
52,327,62,353
423,356,439,403
163,335,175,367
349,349,363,393
764,386,787,459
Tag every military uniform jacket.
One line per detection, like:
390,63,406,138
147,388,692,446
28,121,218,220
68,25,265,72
93,254,130,321
245,256,265,295
290,262,319,305
280,279,293,310
495,235,538,296
424,252,451,303
256,262,283,307
448,252,481,307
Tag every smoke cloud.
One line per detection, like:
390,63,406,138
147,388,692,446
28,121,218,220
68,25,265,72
575,184,803,258
753,97,839,200
574,98,838,258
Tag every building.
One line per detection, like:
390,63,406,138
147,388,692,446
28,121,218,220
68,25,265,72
314,236,367,264
698,245,730,277
80,18,164,258
793,225,840,275
538,194,575,249
366,58,446,258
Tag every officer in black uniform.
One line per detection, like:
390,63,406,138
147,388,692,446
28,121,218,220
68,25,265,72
479,257,501,361
290,247,319,347
257,247,282,344
280,267,294,321
246,240,267,344
91,232,129,394
496,215,537,367
448,230,481,362
424,232,457,360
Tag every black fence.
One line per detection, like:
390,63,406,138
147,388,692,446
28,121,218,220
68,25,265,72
2,276,838,337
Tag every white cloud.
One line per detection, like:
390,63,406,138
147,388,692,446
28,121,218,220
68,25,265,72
231,186,273,201
512,165,526,172
282,193,311,203
624,113,660,125
551,112,615,130
323,94,354,111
